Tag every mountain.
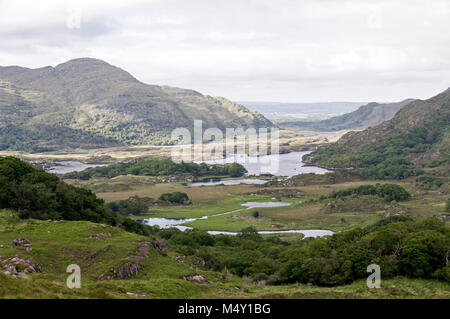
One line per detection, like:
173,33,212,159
303,88,450,176
240,101,364,122
282,99,415,131
0,58,273,152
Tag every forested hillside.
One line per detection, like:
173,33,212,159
303,88,450,179
0,58,272,151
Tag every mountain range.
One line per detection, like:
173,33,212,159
0,58,272,152
282,99,415,131
240,101,364,121
304,88,450,173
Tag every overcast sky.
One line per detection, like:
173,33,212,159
0,0,449,102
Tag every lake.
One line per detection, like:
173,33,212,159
45,151,330,181
186,151,330,186
196,151,330,177
45,161,107,174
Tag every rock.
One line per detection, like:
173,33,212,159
26,247,32,252
192,259,205,267
175,255,186,263
383,207,411,218
90,246,112,259
182,274,210,284
152,238,165,254
128,241,151,262
98,263,142,281
11,239,32,247
89,232,112,240
0,256,42,278
438,215,450,222
118,263,142,279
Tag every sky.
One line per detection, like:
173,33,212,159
0,0,449,102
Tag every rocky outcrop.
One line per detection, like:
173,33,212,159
182,274,210,284
11,239,32,247
98,263,142,281
1,255,42,278
90,246,112,259
383,207,411,218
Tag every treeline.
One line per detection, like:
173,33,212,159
0,156,152,236
158,216,449,286
330,184,410,202
63,159,247,180
106,192,190,216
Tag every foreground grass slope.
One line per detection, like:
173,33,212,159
0,210,448,299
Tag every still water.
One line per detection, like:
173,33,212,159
142,201,333,238
45,161,107,174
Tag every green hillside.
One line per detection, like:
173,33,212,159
0,58,273,152
303,88,450,178
284,99,414,131
0,156,449,298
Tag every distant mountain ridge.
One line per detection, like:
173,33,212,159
283,99,415,131
240,101,364,121
304,88,450,175
0,58,273,152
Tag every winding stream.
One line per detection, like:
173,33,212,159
142,201,333,238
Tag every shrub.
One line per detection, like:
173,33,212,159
158,192,190,204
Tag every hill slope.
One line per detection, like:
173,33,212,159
303,88,450,176
0,58,273,151
284,99,414,131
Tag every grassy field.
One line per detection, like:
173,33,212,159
0,210,448,299
74,176,449,233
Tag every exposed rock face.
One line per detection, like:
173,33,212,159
383,207,411,218
11,239,32,247
118,263,142,278
90,246,112,259
191,259,206,267
98,240,152,280
0,256,42,278
182,274,210,284
98,263,142,281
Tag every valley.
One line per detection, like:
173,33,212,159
0,64,448,300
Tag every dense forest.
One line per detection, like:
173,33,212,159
63,159,247,180
157,217,449,286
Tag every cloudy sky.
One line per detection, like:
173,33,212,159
0,0,449,102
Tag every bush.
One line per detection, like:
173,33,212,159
330,183,410,202
158,192,190,204
106,196,150,216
